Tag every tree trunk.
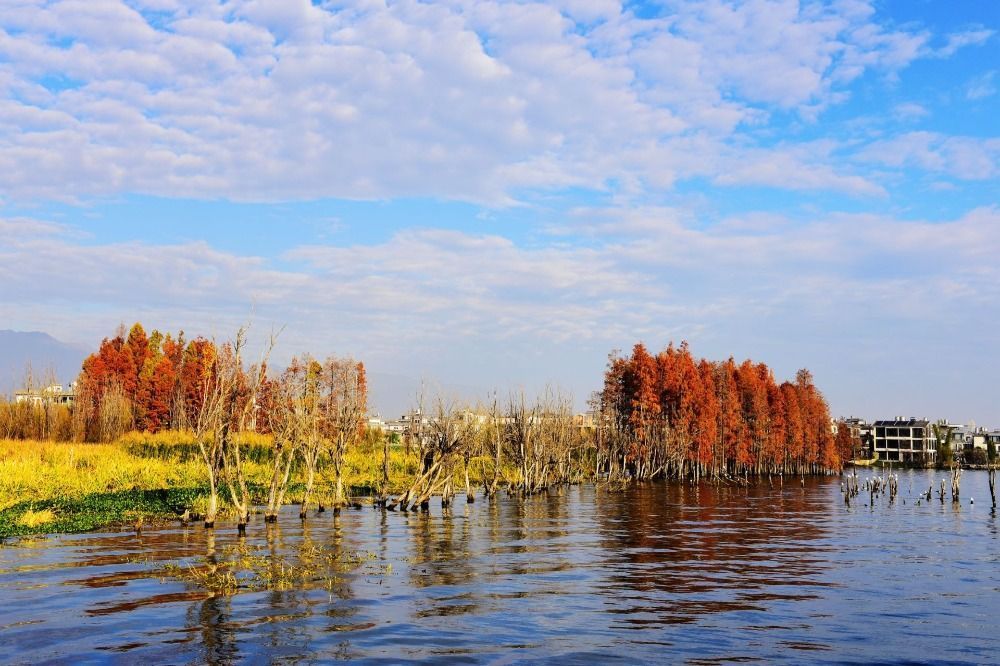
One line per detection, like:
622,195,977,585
205,472,218,529
335,466,345,508
300,460,316,520
464,458,474,503
265,448,294,522
381,435,391,503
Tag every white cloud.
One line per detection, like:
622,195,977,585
4,203,1000,418
892,102,928,120
934,28,994,58
0,0,938,203
857,132,1000,180
5,205,999,350
966,70,996,101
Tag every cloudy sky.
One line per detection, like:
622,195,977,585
1,0,997,422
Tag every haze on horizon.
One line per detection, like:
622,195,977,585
0,0,997,424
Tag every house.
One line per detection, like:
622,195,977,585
966,428,988,452
841,417,874,459
943,424,989,453
872,417,936,464
13,383,76,407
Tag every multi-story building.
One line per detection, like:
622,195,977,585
872,418,937,464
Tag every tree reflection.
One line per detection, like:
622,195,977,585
592,479,832,626
187,532,240,665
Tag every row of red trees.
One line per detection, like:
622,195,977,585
600,342,843,480
75,323,367,445
75,324,219,440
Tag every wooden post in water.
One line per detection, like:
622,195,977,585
380,432,390,507
988,464,996,510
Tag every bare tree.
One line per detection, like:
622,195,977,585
389,396,473,511
320,357,367,511
485,393,505,498
293,356,325,520
260,344,304,524
99,381,133,442
193,325,273,533
505,391,544,495
193,350,225,529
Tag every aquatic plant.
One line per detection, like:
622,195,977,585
17,508,55,528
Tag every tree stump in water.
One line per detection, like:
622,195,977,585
988,465,996,509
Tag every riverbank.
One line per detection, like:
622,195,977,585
0,434,431,538
2,432,853,539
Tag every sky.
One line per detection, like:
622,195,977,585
0,0,997,423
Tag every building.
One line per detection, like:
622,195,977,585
961,427,988,452
840,417,874,459
573,411,598,430
13,383,76,407
872,418,936,464
382,410,433,435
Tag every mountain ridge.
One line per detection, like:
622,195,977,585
0,330,90,396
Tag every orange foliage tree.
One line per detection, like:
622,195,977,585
599,342,838,479
76,323,226,441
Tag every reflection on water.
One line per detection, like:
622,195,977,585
1,471,999,664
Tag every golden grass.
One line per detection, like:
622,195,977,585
0,433,491,513
0,439,209,511
117,429,272,450
17,508,56,527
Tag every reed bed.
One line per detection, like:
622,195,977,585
0,433,480,537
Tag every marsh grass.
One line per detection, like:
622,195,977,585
17,508,55,528
0,433,494,537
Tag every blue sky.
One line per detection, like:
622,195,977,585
0,0,997,422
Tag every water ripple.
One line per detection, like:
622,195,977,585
1,472,999,663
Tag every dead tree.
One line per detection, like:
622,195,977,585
217,327,273,535
389,397,471,511
485,394,505,498
377,430,392,506
296,357,325,519
320,357,367,511
190,326,271,532
263,360,303,523
505,391,542,495
192,347,225,529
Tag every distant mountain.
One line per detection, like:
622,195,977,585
0,330,90,396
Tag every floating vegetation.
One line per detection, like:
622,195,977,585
17,508,56,528
0,487,209,538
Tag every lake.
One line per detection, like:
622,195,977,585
1,470,998,664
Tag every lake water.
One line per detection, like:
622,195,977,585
2,470,999,664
